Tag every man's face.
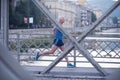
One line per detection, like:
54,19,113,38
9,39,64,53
59,17,65,24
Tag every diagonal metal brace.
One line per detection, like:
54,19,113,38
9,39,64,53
32,0,120,76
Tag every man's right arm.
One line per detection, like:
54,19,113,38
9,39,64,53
52,27,55,35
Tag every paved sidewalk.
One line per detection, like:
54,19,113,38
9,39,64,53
23,66,119,80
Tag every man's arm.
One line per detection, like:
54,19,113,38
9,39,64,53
52,27,55,35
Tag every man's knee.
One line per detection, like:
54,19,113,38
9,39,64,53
49,50,55,54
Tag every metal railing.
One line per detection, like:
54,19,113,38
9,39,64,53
8,33,120,68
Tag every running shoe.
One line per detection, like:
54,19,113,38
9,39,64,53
67,63,74,68
35,52,40,61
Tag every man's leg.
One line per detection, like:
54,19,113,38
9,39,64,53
59,46,69,64
35,45,58,60
59,46,74,67
41,45,58,55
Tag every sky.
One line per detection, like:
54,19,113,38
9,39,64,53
69,0,120,17
86,0,120,17
86,0,116,11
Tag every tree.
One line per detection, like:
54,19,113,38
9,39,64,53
91,12,97,23
112,16,118,24
9,0,52,29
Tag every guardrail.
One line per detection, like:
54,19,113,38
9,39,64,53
8,33,120,68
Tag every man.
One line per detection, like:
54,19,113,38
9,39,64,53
35,16,74,68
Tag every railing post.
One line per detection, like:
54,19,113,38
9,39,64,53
1,0,9,48
73,47,76,67
17,33,20,63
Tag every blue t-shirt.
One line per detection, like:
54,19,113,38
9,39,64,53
55,28,63,40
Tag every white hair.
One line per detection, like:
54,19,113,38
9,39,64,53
57,16,64,22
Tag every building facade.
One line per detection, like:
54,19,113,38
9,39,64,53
77,0,92,27
41,0,76,28
40,0,93,31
